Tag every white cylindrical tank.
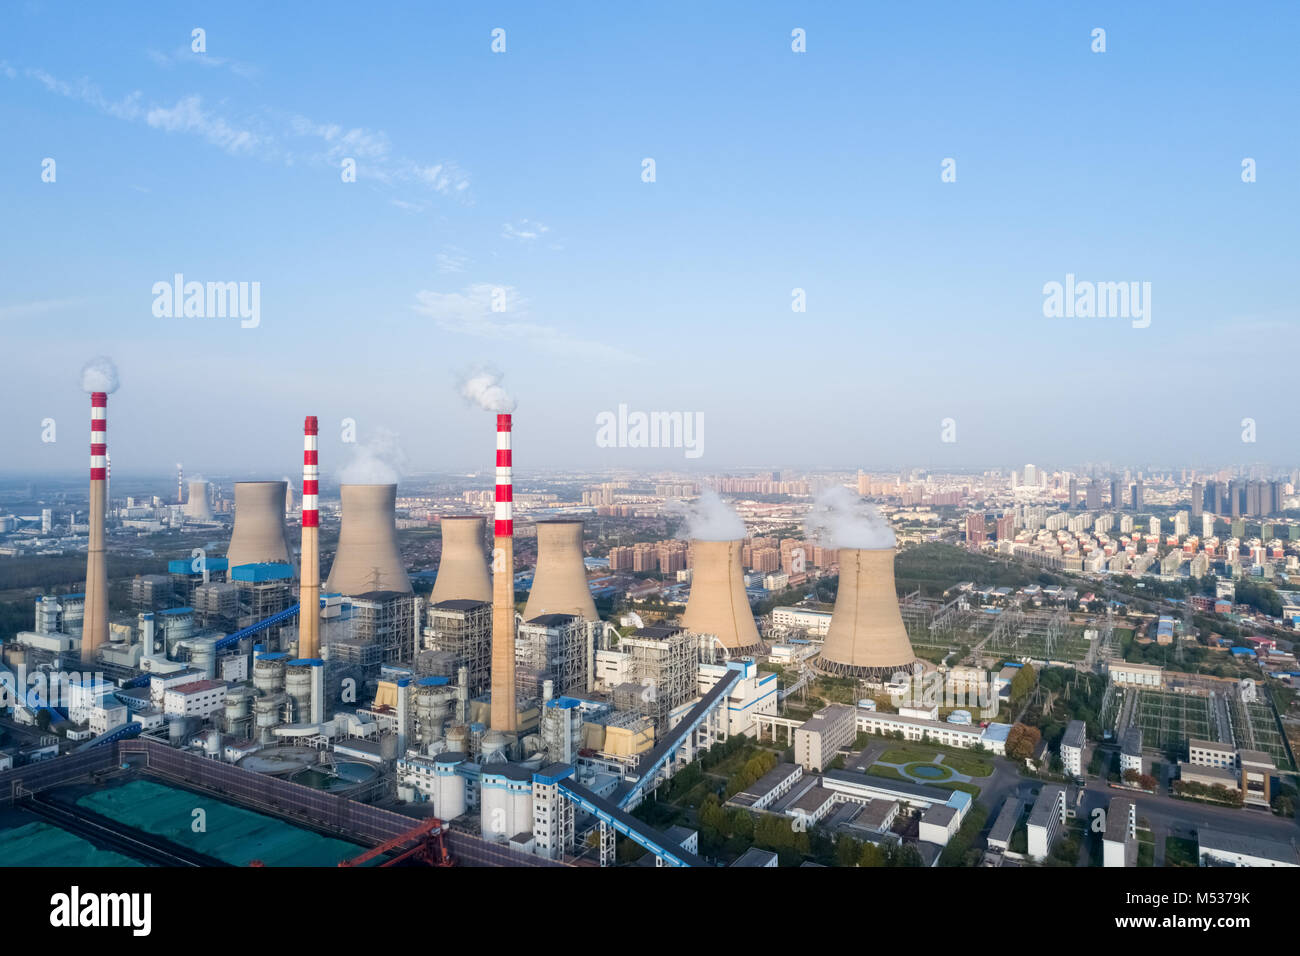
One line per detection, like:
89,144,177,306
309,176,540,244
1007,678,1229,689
225,688,252,722
191,640,216,680
542,679,554,703
435,755,466,820
445,725,468,753
253,656,286,696
254,693,287,741
481,730,508,764
205,729,222,756
285,663,313,715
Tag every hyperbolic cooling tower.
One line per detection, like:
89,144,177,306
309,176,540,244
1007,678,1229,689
431,516,491,604
226,481,292,570
183,480,214,521
325,484,412,596
681,539,762,653
523,520,597,621
813,547,916,679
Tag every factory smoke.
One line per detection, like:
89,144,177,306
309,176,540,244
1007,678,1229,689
79,356,120,394
668,490,745,541
459,370,516,413
804,485,896,550
338,428,407,485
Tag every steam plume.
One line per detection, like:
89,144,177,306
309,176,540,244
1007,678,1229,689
804,485,896,549
80,356,120,394
668,490,745,541
459,369,516,413
339,428,407,485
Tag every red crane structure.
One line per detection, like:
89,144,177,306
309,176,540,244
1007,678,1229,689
338,818,453,868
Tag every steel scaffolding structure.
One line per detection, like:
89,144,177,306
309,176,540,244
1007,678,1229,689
515,614,589,698
622,625,697,732
347,591,418,665
423,599,492,697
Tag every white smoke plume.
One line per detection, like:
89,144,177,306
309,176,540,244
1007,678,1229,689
804,485,896,549
459,369,516,413
668,490,746,541
339,428,407,485
80,356,120,394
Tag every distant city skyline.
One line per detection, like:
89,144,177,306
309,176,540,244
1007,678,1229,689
3,3,1298,473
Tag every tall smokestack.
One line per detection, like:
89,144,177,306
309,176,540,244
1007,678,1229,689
226,481,292,570
681,539,762,654
299,417,320,660
177,463,184,505
813,548,916,679
430,516,491,604
82,391,109,664
524,520,597,621
325,484,412,596
184,480,214,521
490,413,516,732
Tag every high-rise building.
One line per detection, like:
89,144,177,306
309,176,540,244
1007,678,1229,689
1131,480,1143,511
1086,481,1101,511
1191,481,1203,519
965,512,986,549
1110,478,1122,508
1068,477,1078,510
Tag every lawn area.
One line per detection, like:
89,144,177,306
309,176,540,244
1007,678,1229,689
934,780,982,798
866,765,906,782
1137,834,1155,867
877,742,993,778
1165,836,1199,867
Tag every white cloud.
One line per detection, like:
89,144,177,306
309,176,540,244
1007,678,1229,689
146,95,262,155
8,64,468,197
412,284,632,361
435,249,470,273
0,298,86,321
502,219,550,241
147,47,260,80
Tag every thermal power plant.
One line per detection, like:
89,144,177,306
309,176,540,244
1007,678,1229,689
681,539,762,655
183,480,214,521
523,520,598,622
813,547,917,679
430,516,491,604
325,484,412,596
81,391,109,663
490,413,517,733
298,416,320,661
226,481,292,571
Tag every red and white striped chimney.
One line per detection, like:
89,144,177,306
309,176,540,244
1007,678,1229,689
82,392,109,663
494,413,512,536
299,415,320,661
490,412,517,732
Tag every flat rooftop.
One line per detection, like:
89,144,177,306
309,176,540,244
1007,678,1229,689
1027,785,1064,829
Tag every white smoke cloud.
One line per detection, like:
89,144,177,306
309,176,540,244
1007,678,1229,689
667,490,746,541
339,428,407,485
80,356,119,394
459,369,516,413
804,485,896,549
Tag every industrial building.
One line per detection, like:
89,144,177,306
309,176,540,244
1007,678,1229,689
794,703,856,772
1026,785,1066,862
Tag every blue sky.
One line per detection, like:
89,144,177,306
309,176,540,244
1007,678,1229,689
2,1,1297,479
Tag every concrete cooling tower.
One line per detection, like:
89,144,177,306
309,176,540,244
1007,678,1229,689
183,480,213,521
813,547,916,679
226,481,292,570
681,539,762,654
325,483,412,596
431,516,491,604
523,520,597,621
